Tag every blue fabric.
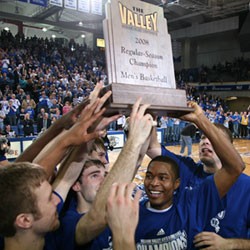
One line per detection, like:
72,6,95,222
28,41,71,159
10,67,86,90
46,209,84,250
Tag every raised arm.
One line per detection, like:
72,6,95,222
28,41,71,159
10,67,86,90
52,143,89,201
180,102,245,197
75,98,153,245
146,126,161,158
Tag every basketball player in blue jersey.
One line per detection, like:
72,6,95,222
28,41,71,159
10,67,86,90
54,159,106,250
145,119,250,247
89,101,245,250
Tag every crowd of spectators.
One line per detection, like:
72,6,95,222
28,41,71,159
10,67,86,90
0,29,249,140
176,57,250,84
0,29,107,137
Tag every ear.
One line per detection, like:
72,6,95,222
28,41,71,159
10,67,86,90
174,178,180,190
15,213,33,230
72,181,81,192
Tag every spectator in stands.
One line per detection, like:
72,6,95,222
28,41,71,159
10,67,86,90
25,105,35,121
38,91,50,112
37,112,51,133
21,94,36,110
166,117,174,142
52,108,61,120
228,111,234,133
37,107,45,120
19,74,28,90
232,111,240,138
6,100,17,126
160,116,168,144
240,111,248,138
16,88,26,102
173,118,181,142
0,136,11,167
49,99,59,117
63,91,73,104
0,72,11,93
57,96,64,113
0,104,5,132
0,95,9,116
3,124,16,138
23,113,34,137
62,101,72,115
179,122,197,157
10,94,21,112
223,112,230,128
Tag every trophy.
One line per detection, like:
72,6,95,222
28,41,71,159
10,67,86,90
102,0,192,117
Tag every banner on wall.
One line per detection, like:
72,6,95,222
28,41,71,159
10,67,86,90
22,139,35,152
197,84,250,92
6,141,21,159
107,133,124,149
30,0,47,7
65,0,77,10
91,0,102,15
50,0,63,7
18,0,47,6
78,0,90,13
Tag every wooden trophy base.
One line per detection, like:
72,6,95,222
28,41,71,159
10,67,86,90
100,83,193,117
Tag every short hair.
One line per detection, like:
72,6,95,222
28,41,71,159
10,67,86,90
148,155,180,180
89,138,106,154
201,123,233,143
77,159,105,184
0,162,47,237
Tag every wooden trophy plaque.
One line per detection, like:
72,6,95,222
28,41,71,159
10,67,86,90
102,0,192,117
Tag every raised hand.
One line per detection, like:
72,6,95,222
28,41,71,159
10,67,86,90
64,99,107,146
106,183,141,250
128,97,153,146
180,101,204,123
193,232,229,250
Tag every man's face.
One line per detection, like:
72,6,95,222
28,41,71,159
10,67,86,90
78,165,106,203
199,135,221,170
32,181,60,234
144,161,180,210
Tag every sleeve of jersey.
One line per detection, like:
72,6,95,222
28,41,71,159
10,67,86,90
53,191,64,214
188,175,227,232
161,145,200,187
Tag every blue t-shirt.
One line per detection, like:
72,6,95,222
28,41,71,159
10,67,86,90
90,176,224,250
46,209,84,250
161,145,250,238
